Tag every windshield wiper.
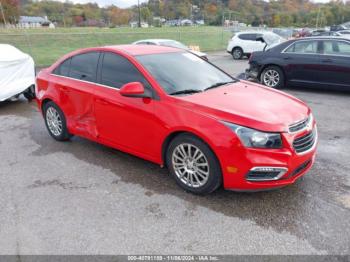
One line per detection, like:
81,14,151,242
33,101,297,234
204,81,236,91
169,89,203,96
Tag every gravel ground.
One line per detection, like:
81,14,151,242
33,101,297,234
0,51,349,255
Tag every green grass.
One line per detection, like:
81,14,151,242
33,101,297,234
0,26,231,66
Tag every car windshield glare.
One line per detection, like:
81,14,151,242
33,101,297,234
136,52,235,95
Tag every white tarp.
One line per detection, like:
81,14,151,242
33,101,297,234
0,44,35,101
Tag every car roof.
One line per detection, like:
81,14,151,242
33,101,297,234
236,31,273,35
296,36,349,40
98,44,182,56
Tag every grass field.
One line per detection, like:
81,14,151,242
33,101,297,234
0,26,231,66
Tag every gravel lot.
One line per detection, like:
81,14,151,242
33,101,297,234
0,51,349,255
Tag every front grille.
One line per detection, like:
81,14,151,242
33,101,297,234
289,116,310,133
293,129,316,154
287,160,312,179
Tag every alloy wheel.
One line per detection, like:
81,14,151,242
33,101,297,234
233,49,242,59
172,143,210,188
263,69,280,87
46,107,63,137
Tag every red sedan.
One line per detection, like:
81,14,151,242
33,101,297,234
36,45,317,194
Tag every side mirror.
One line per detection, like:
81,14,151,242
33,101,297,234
120,82,151,98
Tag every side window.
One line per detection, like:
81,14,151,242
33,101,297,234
323,40,350,56
69,52,100,82
100,52,150,89
239,34,257,41
285,41,318,54
53,58,71,77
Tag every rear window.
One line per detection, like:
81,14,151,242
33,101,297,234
53,58,71,77
69,52,100,82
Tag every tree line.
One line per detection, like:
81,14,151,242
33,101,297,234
1,0,349,27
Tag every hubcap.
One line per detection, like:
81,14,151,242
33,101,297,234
263,69,280,87
46,107,62,137
172,143,210,188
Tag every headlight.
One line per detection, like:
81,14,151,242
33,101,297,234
222,122,282,149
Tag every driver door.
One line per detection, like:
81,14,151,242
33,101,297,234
93,52,160,159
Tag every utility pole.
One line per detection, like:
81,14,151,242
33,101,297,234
0,1,7,27
138,0,141,27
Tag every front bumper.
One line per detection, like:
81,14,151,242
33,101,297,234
221,125,318,191
245,66,260,80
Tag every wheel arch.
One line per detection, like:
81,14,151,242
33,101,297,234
41,98,54,113
232,46,244,54
161,130,220,168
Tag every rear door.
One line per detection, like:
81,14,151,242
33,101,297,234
282,40,322,86
318,39,350,90
51,51,100,138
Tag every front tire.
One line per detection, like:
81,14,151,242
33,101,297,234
166,134,222,195
43,101,71,141
260,66,285,89
232,47,243,60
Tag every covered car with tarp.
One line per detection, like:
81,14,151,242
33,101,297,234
0,44,35,101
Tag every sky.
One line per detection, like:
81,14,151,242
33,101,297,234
64,0,331,8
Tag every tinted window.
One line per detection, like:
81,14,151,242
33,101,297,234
238,34,257,41
285,41,319,54
101,52,149,89
53,58,71,76
69,52,99,82
323,40,350,56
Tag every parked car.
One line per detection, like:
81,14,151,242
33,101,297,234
36,45,317,194
227,31,284,60
246,37,350,90
0,44,35,101
132,39,208,60
337,30,350,38
309,30,340,37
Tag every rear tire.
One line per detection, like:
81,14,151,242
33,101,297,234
23,85,36,101
43,101,71,141
232,47,243,60
260,66,285,89
166,134,222,195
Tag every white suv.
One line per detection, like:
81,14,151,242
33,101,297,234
227,31,283,60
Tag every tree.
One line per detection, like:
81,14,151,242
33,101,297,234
0,0,20,24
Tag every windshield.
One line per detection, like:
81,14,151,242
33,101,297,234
137,52,235,95
159,40,188,50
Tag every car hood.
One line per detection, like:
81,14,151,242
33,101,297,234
177,81,310,132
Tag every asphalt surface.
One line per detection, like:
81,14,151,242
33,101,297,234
0,51,349,255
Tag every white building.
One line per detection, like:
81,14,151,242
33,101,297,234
17,16,55,29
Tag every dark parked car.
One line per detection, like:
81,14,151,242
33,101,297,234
246,37,350,90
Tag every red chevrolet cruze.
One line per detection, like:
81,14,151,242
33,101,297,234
36,45,317,194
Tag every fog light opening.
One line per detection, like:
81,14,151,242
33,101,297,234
246,167,288,182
